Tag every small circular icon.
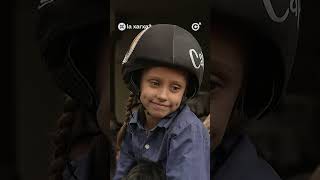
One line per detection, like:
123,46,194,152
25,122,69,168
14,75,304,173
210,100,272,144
118,22,126,31
191,22,201,31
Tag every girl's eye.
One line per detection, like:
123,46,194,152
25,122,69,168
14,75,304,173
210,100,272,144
149,80,160,87
170,85,181,93
210,75,223,93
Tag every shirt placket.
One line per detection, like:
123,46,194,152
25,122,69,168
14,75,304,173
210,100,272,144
139,129,154,159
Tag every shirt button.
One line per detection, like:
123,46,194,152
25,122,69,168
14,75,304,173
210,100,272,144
144,144,150,150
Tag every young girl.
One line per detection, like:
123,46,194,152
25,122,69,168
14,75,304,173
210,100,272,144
113,24,210,180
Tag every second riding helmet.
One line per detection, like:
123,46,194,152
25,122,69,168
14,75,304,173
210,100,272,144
212,0,300,119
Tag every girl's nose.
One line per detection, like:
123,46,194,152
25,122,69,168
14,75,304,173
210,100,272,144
157,87,168,101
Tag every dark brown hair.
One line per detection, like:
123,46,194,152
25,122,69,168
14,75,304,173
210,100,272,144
49,96,79,180
115,92,137,154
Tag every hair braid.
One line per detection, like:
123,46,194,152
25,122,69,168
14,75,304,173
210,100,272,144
115,92,136,155
49,96,79,180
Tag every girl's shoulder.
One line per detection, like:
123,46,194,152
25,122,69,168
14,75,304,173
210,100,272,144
170,105,207,136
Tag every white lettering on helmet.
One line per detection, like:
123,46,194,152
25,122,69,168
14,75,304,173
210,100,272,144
189,49,204,69
38,0,55,9
263,0,300,28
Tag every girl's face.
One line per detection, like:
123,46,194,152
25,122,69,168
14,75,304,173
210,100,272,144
210,28,245,149
140,66,187,120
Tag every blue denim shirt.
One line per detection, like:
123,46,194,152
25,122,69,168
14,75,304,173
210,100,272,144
63,154,90,180
113,105,210,180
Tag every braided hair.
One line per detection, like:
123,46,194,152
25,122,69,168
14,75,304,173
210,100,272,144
49,95,112,180
49,96,79,180
115,92,137,158
48,28,115,180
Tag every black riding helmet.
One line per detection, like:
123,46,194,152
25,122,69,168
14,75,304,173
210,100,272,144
122,24,205,100
211,0,300,119
37,0,109,109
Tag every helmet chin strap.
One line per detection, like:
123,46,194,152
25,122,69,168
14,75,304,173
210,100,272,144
232,80,276,122
180,95,188,106
130,74,141,96
66,37,97,108
252,81,276,120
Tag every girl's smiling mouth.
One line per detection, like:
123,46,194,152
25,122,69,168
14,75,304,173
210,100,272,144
150,101,170,108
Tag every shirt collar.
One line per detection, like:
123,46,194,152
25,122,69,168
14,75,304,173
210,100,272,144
128,107,143,129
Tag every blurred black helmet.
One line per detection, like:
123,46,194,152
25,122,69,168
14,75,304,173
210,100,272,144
37,0,109,109
211,0,300,119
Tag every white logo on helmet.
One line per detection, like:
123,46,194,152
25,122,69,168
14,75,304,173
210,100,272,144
189,49,204,69
122,26,151,64
263,0,300,28
38,0,55,9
